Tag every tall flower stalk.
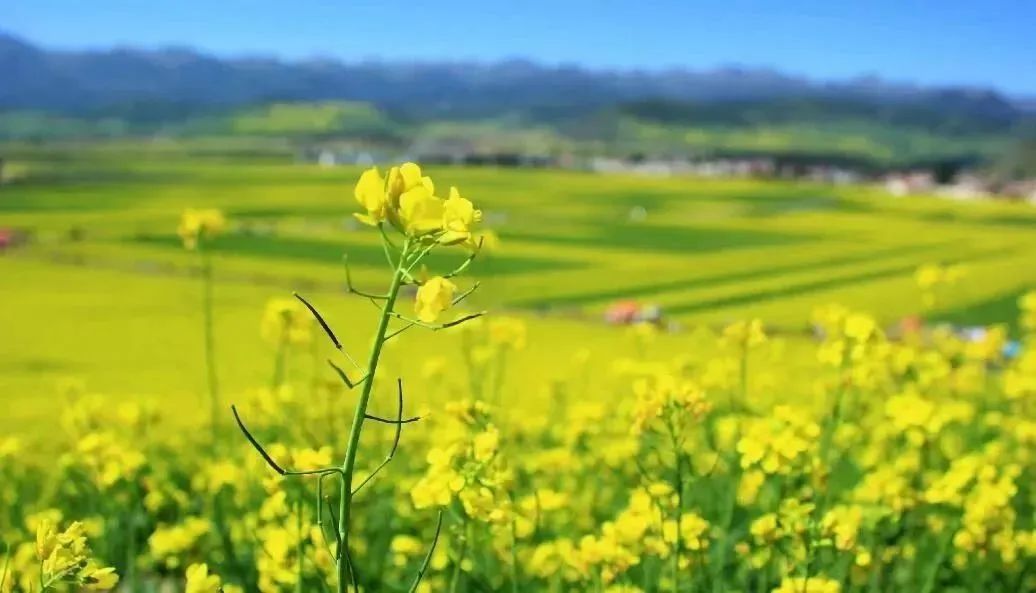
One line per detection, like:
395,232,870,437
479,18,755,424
233,162,485,593
179,208,227,441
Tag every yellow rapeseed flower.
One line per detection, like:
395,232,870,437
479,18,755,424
353,167,388,226
35,520,117,590
185,563,222,593
399,185,445,236
387,162,433,206
440,187,482,246
415,276,457,323
178,208,226,250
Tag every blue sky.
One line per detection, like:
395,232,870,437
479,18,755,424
7,1,1036,96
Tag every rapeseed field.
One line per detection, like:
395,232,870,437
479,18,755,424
0,150,1034,592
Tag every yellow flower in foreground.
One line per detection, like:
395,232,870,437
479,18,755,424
399,185,444,236
185,563,222,593
387,162,433,204
352,162,483,244
35,520,118,591
178,208,226,250
415,276,457,323
440,186,482,245
472,425,500,462
353,167,388,226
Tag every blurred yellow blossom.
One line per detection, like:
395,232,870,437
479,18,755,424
178,208,226,250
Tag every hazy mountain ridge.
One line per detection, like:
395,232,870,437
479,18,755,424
0,31,1029,127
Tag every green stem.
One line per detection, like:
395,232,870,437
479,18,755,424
669,419,684,593
510,514,520,593
213,492,251,589
818,358,850,517
920,522,956,593
297,497,305,593
448,530,468,593
200,244,220,442
125,483,138,592
335,240,411,593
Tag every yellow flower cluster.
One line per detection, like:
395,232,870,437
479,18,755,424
922,453,1031,565
178,208,226,250
743,498,820,569
254,491,328,592
722,318,767,349
260,297,314,345
61,431,146,489
352,162,484,326
737,406,820,475
529,485,710,585
630,373,710,435
148,518,212,569
1005,346,1036,400
353,162,482,247
883,389,974,445
35,520,118,591
185,563,242,593
411,406,509,519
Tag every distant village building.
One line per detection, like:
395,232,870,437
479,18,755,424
302,146,382,167
935,173,990,201
591,156,778,178
803,165,860,185
294,138,1036,206
409,137,478,165
878,168,1036,204
317,150,337,168
884,171,936,196
685,157,775,178
1000,179,1036,204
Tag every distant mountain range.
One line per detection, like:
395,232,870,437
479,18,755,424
1,31,1030,123
2,31,1034,167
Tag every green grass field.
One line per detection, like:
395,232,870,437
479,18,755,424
2,143,1035,425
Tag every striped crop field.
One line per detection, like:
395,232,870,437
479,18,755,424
3,144,1035,332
